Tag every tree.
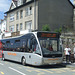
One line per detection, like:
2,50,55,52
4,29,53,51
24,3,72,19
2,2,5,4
55,28,62,33
42,24,50,31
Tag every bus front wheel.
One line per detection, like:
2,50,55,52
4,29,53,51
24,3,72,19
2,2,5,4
22,57,26,66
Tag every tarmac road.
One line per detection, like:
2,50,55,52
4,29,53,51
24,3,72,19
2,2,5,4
0,58,75,75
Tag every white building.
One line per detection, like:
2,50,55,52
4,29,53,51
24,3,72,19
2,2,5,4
0,16,7,39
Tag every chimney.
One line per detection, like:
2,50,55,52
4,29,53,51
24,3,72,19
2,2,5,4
1,19,3,22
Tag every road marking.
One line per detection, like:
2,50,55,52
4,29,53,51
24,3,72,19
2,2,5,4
37,72,45,75
41,69,53,73
50,69,66,73
1,72,4,74
26,69,32,72
0,63,4,65
9,67,26,75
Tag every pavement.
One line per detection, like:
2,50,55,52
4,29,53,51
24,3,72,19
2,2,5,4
66,63,75,69
63,61,75,69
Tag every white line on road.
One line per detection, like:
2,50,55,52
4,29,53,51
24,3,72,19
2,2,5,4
9,67,26,75
0,63,4,65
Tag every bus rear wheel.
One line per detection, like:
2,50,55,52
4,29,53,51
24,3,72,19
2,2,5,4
22,57,26,66
2,54,5,61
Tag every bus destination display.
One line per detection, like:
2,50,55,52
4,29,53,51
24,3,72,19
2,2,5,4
37,32,59,38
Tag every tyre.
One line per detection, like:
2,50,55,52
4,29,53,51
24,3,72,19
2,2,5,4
22,57,26,66
2,54,5,61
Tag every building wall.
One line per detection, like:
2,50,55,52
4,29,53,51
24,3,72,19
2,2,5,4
73,9,75,30
38,0,73,31
6,0,74,33
7,1,38,33
73,0,75,31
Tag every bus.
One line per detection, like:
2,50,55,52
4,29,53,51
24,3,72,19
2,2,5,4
0,31,63,66
0,41,3,58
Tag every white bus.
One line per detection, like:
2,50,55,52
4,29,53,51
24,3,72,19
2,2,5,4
0,31,63,66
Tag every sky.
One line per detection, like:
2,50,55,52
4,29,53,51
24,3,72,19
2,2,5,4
0,0,74,19
0,0,12,19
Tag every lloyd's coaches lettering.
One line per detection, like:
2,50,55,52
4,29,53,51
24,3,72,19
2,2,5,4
7,52,16,56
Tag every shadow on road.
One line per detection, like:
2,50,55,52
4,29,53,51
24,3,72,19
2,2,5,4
0,58,66,69
27,64,66,69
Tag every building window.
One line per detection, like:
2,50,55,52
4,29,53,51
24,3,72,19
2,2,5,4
16,24,19,31
20,10,23,19
25,6,32,16
25,21,32,30
9,25,14,32
20,23,23,30
16,11,19,20
10,13,14,21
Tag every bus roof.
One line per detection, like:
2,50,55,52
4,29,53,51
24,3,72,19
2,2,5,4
0,31,60,41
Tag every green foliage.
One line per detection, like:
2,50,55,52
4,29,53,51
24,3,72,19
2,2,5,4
55,28,62,33
42,24,50,31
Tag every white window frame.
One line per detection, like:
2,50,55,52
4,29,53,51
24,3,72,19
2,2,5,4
16,24,19,31
20,10,23,19
25,21,32,30
10,13,14,21
25,6,32,16
9,25,14,32
16,11,19,20
20,23,23,30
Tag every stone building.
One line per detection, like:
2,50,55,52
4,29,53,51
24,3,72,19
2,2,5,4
5,0,74,37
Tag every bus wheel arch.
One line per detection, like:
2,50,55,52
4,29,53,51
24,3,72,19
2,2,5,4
21,56,26,66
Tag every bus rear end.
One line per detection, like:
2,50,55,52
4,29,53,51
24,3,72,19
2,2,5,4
37,32,63,65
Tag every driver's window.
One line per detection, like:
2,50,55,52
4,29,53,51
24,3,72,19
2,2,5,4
31,38,41,55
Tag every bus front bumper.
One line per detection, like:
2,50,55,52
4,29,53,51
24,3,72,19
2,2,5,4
42,57,63,65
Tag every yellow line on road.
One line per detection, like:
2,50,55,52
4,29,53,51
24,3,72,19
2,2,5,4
1,72,4,74
34,70,41,72
50,69,66,73
41,69,53,73
37,72,45,75
26,70,32,72
26,69,41,72
71,70,75,72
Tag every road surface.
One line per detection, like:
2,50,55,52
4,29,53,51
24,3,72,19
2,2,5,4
0,58,75,75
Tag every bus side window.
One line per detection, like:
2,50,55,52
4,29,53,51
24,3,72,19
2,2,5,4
31,38,36,52
15,40,21,52
21,39,27,52
2,41,5,51
6,41,10,51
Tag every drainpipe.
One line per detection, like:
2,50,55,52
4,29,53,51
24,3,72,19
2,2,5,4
34,0,36,30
